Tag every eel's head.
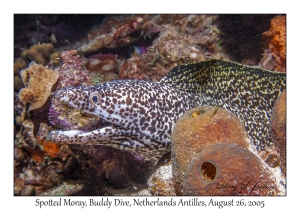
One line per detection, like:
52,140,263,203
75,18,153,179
53,84,108,117
52,81,130,122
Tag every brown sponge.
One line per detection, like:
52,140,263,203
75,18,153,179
171,106,250,195
183,144,278,195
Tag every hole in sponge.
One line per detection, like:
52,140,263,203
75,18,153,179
191,111,201,117
200,161,216,182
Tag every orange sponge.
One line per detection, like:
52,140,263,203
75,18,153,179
262,15,286,72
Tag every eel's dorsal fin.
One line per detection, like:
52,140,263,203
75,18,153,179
160,59,286,109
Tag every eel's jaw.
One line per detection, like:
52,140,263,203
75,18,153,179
48,129,84,144
48,126,164,165
48,125,118,145
48,117,116,144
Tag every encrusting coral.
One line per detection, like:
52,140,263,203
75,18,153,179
56,50,94,89
183,144,278,195
171,106,250,195
18,62,59,112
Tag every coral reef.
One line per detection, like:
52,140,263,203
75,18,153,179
14,122,74,195
269,89,286,174
172,106,250,195
85,53,118,74
14,160,66,195
18,62,59,112
119,15,226,81
147,162,176,196
78,15,160,53
183,144,278,195
260,15,286,72
16,122,71,163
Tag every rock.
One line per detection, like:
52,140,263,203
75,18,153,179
104,73,120,82
22,119,36,149
39,182,84,196
20,185,36,196
85,53,118,73
14,76,25,90
270,89,286,174
183,144,278,195
14,58,28,76
24,43,54,65
147,162,176,196
172,106,250,195
258,145,281,169
14,148,25,162
15,115,24,126
130,188,152,196
49,51,62,67
14,177,25,195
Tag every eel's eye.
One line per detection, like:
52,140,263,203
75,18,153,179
89,92,101,105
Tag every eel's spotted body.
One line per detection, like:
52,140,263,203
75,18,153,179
48,59,286,162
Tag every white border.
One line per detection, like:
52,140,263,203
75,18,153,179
3,1,299,209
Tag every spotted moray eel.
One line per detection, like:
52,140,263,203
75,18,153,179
49,59,286,162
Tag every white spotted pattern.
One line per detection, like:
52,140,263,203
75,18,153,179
48,59,286,161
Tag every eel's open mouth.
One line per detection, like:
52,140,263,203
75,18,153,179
75,119,114,133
